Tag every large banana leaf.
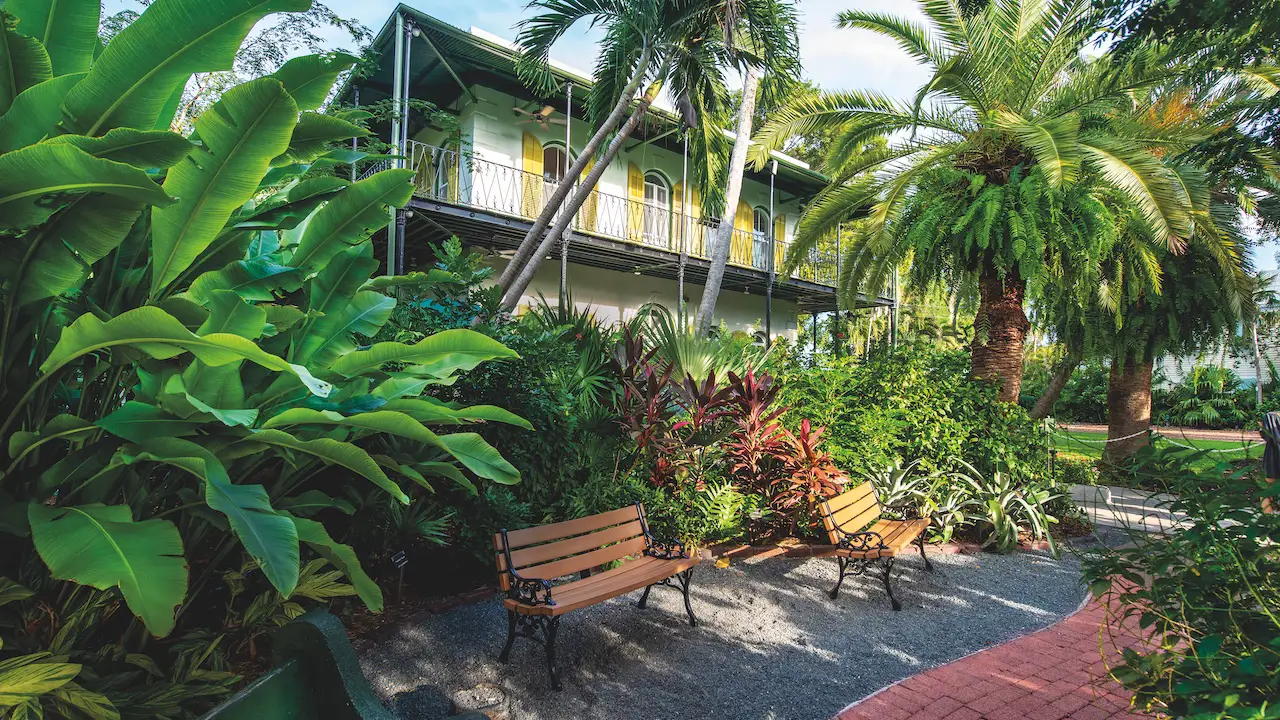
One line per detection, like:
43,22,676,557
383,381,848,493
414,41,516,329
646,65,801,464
5,0,98,75
229,175,346,230
127,438,299,597
180,360,248,413
0,73,83,152
268,53,357,111
289,169,414,270
243,429,409,504
328,329,519,378
262,408,448,449
95,401,208,443
160,374,257,426
198,290,268,339
9,195,143,306
273,111,366,165
41,307,331,396
308,242,378,317
28,504,187,636
289,290,395,369
439,433,520,485
0,13,51,114
45,128,194,168
0,143,173,231
58,0,310,135
151,78,298,294
184,259,302,304
291,517,381,612
381,399,532,429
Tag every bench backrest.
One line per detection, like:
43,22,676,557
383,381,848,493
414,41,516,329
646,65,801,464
493,504,647,591
819,481,883,545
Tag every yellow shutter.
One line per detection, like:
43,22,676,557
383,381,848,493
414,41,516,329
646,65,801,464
578,157,597,232
732,201,753,266
626,162,644,242
521,132,543,218
443,146,459,203
773,213,786,272
689,187,704,256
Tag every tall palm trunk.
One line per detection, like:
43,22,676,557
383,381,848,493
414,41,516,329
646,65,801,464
1103,353,1153,465
971,265,1029,402
500,69,668,311
1029,349,1082,419
495,47,653,293
695,67,759,335
1253,321,1265,406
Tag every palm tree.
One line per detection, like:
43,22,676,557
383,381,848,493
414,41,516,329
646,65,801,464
692,0,801,335
496,0,731,312
750,0,1208,402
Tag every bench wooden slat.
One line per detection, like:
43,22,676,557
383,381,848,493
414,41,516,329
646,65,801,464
504,555,700,616
494,505,639,551
519,535,647,581
826,483,875,514
828,491,880,531
505,520,644,570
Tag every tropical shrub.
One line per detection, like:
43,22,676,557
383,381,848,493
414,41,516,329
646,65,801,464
1083,451,1279,719
0,0,523,714
771,345,1052,482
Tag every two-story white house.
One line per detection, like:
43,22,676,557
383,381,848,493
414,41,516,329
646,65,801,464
347,5,893,339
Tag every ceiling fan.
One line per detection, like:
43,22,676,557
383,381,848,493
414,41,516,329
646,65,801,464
512,104,566,130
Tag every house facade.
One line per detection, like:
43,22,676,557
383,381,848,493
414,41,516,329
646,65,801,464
349,5,893,339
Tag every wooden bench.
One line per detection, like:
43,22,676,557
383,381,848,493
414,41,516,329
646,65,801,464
493,502,701,689
818,481,934,610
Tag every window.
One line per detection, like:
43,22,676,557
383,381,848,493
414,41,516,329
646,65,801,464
752,207,771,270
642,172,670,247
542,144,570,183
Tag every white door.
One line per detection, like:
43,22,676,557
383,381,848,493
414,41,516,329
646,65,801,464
643,179,670,247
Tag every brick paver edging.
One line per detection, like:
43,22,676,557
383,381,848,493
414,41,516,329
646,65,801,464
832,596,1153,720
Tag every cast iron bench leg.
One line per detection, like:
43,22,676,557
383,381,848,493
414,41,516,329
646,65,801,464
917,534,934,572
829,556,848,600
636,584,652,608
545,617,562,691
880,557,902,611
498,610,517,663
678,569,697,627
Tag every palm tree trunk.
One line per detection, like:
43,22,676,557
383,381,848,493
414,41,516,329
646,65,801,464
1029,349,1082,419
499,71,667,311
495,46,653,293
1253,321,1265,406
694,67,760,336
971,265,1029,402
1103,353,1153,465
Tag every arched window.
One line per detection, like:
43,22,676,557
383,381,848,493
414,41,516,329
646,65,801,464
752,207,771,270
642,172,671,247
542,144,571,184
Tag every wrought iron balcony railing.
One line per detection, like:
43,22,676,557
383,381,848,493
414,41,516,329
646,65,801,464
395,141,839,287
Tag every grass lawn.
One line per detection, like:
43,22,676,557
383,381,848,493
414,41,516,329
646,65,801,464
1051,429,1264,462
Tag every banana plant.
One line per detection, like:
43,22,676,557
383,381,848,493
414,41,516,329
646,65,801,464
0,0,526,715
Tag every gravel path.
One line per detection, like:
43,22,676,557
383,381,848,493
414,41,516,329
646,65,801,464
360,550,1085,720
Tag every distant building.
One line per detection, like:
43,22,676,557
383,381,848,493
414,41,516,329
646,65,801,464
346,4,893,339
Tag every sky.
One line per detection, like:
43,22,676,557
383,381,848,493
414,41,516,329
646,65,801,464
325,0,935,100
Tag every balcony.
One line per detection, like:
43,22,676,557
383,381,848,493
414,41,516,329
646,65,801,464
394,141,844,289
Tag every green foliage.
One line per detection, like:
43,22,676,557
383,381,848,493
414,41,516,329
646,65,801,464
1021,357,1110,423
1082,450,1280,718
0,3,523,715
771,345,1052,481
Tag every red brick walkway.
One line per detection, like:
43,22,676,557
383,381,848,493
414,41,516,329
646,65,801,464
835,597,1153,720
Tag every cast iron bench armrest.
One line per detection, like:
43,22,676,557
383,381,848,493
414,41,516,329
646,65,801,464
833,528,887,553
506,569,555,606
643,533,689,560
